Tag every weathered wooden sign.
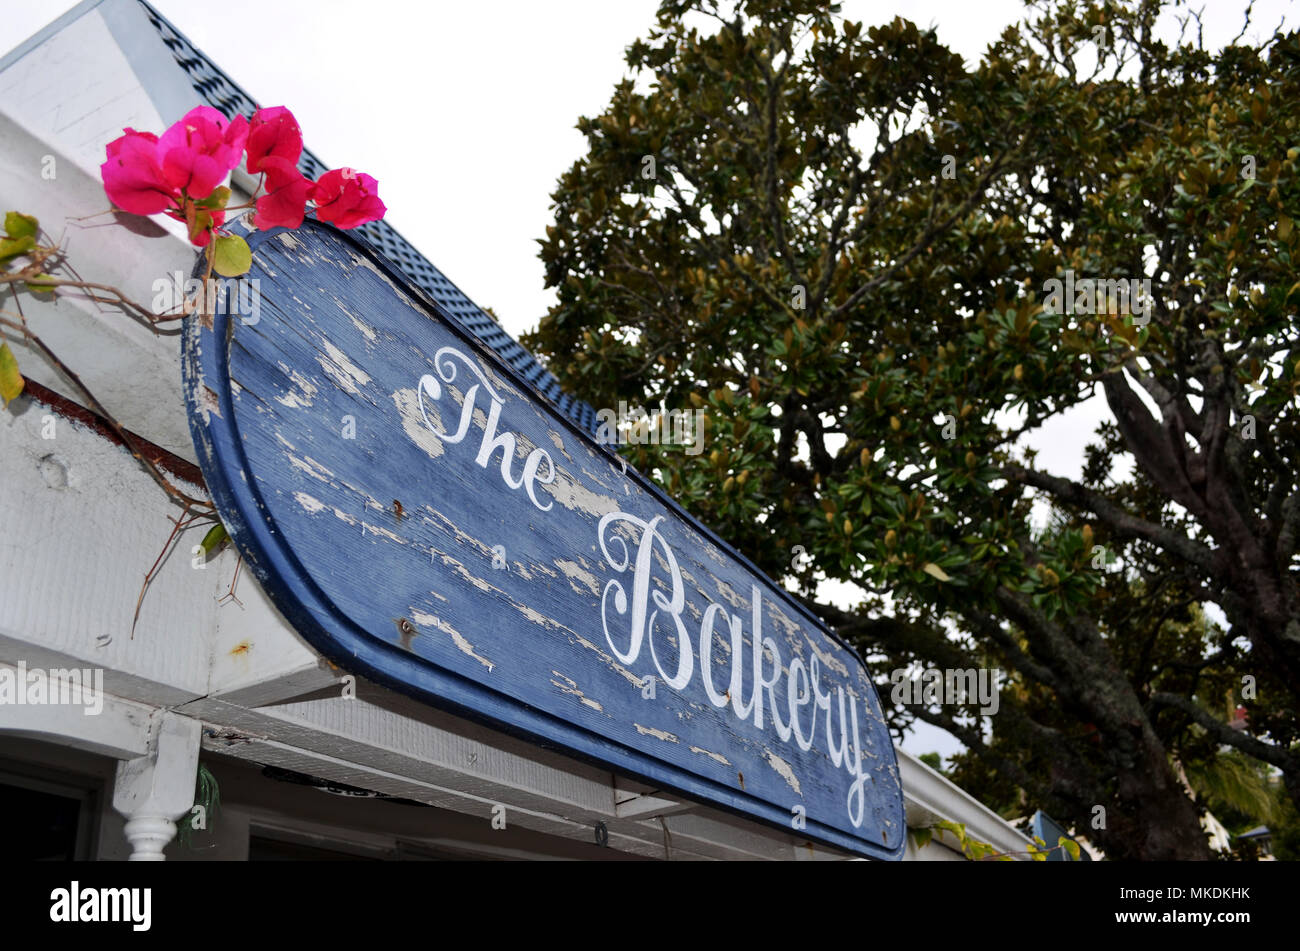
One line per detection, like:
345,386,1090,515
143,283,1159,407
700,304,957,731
182,217,905,858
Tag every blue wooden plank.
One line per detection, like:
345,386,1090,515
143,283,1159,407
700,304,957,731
182,216,905,859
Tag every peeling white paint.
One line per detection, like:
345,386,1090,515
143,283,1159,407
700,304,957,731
294,491,327,514
360,521,405,544
423,507,492,557
550,671,603,712
442,555,500,596
343,308,378,343
410,609,495,671
288,454,334,482
547,429,571,461
293,490,357,527
392,388,445,459
344,251,422,311
580,466,616,491
201,385,222,421
276,366,318,408
804,632,851,679
635,724,679,743
542,469,620,517
574,634,643,687
765,603,804,643
555,559,599,596
526,561,558,579
765,750,802,796
712,577,747,610
689,746,731,767
317,338,372,396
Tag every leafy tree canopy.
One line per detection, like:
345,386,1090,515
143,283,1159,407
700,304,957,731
525,0,1300,859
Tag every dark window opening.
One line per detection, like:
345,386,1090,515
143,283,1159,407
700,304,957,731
0,771,96,860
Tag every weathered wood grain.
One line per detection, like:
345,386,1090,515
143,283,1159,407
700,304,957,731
182,216,904,859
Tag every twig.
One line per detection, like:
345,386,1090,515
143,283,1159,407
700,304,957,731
218,553,245,608
132,505,210,638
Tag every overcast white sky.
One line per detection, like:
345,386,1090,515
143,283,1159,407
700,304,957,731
2,0,1291,763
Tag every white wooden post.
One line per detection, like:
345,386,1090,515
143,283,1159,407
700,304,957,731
112,712,201,861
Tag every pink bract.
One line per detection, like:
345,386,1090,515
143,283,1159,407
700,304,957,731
157,106,248,200
311,167,386,229
100,129,175,215
100,106,386,248
246,106,303,175
254,156,313,230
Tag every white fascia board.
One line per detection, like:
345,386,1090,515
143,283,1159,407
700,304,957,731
0,106,199,459
97,0,209,130
0,0,209,181
0,0,244,462
0,670,154,760
1,4,168,180
0,386,343,709
0,1,107,74
190,701,727,860
0,396,214,702
897,746,1032,858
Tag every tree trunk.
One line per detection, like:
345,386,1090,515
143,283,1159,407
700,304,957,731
1105,721,1213,860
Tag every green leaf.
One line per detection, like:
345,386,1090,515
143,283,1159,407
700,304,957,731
196,186,231,211
1059,836,1081,861
4,211,38,240
25,273,57,294
200,523,229,557
0,234,36,264
0,342,25,406
935,819,965,840
212,235,252,277
911,826,932,849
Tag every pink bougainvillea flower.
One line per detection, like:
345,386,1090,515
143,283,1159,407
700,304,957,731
311,167,386,229
100,129,176,215
245,106,303,175
157,106,248,200
100,105,383,251
254,155,313,230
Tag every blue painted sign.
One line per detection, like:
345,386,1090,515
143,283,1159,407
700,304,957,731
182,217,905,858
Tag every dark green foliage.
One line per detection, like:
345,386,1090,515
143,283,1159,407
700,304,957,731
527,0,1300,859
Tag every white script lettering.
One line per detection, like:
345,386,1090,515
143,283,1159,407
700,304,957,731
597,510,874,828
415,347,555,512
